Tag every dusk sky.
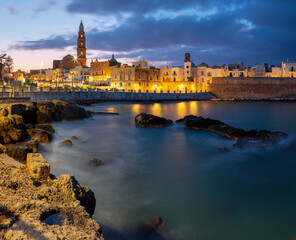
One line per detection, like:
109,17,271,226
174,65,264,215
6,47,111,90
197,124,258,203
2,0,296,71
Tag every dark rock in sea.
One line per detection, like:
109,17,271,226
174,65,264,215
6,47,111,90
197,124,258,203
135,113,173,127
149,216,166,233
60,140,73,146
71,136,79,140
89,158,103,166
138,216,166,239
175,115,196,124
177,115,287,143
219,146,229,151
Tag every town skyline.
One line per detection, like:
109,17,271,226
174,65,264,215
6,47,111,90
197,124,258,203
2,0,296,71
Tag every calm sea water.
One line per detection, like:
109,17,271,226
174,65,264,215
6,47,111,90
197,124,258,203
41,101,296,240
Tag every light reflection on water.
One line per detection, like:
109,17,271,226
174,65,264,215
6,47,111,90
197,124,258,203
41,101,296,240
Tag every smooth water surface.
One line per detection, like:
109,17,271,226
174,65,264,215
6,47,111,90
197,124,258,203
41,101,296,240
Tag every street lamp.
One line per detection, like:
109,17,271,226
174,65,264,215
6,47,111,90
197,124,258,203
70,70,74,88
40,62,44,82
55,68,60,88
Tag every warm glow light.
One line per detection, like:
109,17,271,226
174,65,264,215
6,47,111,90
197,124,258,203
177,102,187,117
189,101,198,114
131,104,141,114
151,103,161,116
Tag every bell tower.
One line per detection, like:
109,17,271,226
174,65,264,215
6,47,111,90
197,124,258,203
77,20,87,66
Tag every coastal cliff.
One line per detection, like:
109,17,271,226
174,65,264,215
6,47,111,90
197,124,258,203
0,100,104,239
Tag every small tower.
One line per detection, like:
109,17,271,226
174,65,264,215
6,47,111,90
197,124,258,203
184,53,192,80
77,20,87,66
185,53,191,62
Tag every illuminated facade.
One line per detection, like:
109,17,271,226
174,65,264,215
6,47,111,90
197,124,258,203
90,54,121,82
110,64,160,91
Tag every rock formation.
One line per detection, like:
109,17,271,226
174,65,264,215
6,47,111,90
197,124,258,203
135,113,173,127
176,115,287,145
0,100,91,162
0,154,104,239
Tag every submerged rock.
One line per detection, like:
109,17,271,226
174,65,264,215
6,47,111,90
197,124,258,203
89,158,103,166
219,146,229,151
60,140,73,146
135,113,173,127
177,115,287,143
138,216,166,238
71,136,79,140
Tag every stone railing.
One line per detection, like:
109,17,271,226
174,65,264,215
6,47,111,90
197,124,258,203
6,87,215,102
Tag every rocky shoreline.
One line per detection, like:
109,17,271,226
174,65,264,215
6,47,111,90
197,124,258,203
0,100,104,239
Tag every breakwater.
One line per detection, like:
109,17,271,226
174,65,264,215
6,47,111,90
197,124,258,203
208,77,296,99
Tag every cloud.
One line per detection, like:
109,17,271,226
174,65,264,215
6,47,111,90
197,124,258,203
7,3,18,15
11,35,75,50
34,0,58,13
10,0,296,66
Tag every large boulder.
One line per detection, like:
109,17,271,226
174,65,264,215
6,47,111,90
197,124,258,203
7,128,27,143
0,116,18,130
26,153,50,181
53,175,96,217
0,108,9,117
135,113,173,127
0,132,12,144
27,129,53,143
36,101,62,124
52,100,89,120
34,123,55,134
0,144,31,163
6,103,37,123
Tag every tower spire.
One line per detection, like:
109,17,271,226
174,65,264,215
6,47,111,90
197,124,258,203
79,20,84,31
77,20,86,67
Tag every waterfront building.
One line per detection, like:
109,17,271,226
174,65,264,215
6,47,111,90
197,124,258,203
89,54,121,83
110,64,160,92
281,60,296,77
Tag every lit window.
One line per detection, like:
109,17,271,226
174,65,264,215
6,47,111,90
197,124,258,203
81,42,83,46
81,51,83,55
81,34,83,38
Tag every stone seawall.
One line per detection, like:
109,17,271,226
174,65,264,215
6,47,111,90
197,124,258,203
208,77,296,99
6,88,215,102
